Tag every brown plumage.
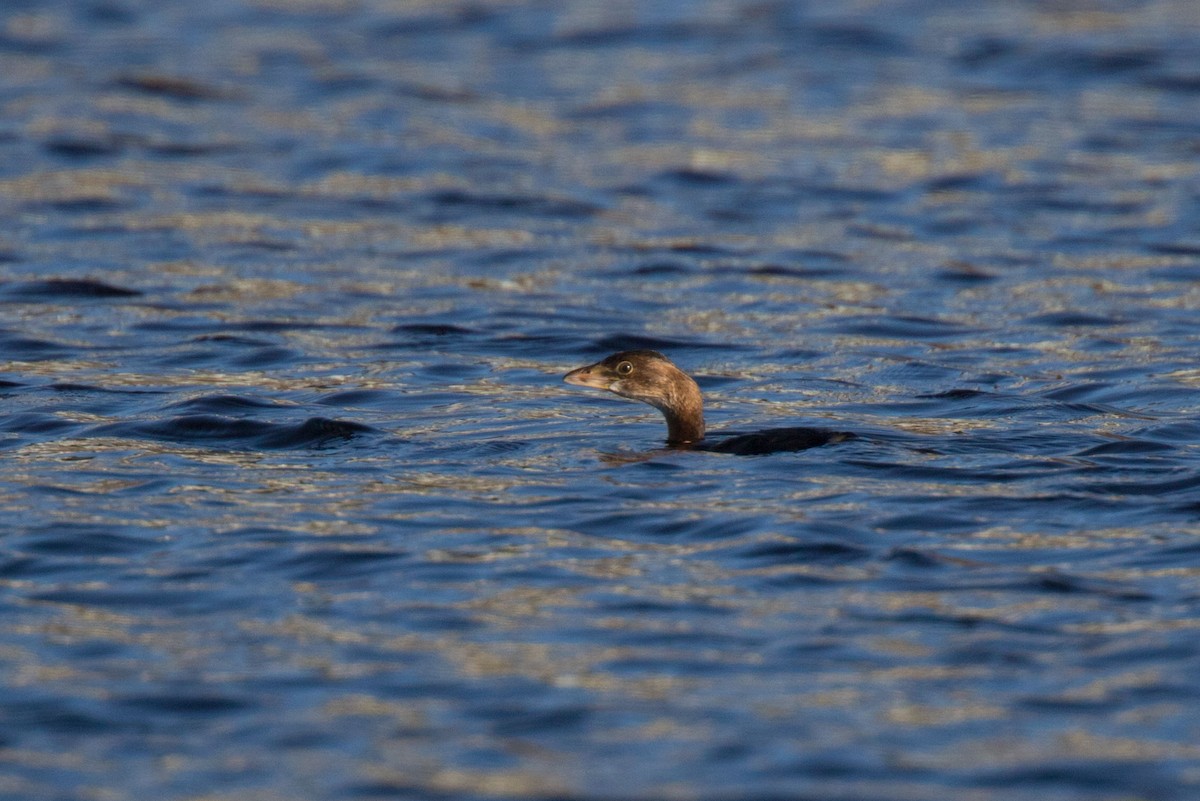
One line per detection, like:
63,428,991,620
564,350,854,455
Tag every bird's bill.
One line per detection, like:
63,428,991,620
563,363,612,390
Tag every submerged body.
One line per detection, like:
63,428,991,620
563,350,853,455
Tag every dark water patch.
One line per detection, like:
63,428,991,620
221,238,299,253
309,70,379,96
467,247,559,269
1086,472,1200,497
974,760,1174,794
383,607,483,635
0,411,79,435
845,222,911,241
2,698,121,735
28,196,133,213
875,511,980,533
463,439,528,456
962,40,1162,87
190,333,275,346
804,184,897,205
753,249,857,278
630,260,697,276
833,315,971,340
731,538,871,565
190,183,290,201
608,628,763,653
43,135,127,159
1075,439,1175,457
936,262,997,283
87,415,375,449
842,459,1055,486
390,322,478,337
955,36,1017,68
425,189,601,220
1080,131,1139,153
1127,538,1200,569
119,693,251,715
127,318,213,337
771,347,827,362
601,653,751,678
341,779,458,799
1030,195,1147,215
860,357,964,386
547,19,720,49
670,240,740,255
923,216,983,236
413,361,489,382
1036,384,1113,404
776,248,852,264
391,80,477,102
575,510,763,542
115,72,239,102
591,333,734,353
372,4,496,37
0,554,41,577
219,526,293,543
0,31,67,56
693,374,754,392
1022,571,1153,601
43,379,102,394
1147,241,1200,257
168,395,285,414
743,263,848,280
882,546,954,569
22,524,160,557
28,587,214,610
159,341,304,370
1033,47,1162,79
227,346,302,368
567,98,687,122
1145,71,1200,93
610,240,739,257
905,387,1144,423
0,331,73,360
850,605,1032,632
149,139,243,158
462,330,589,360
233,319,362,333
760,569,863,589
657,167,738,186
1133,420,1200,443
316,389,395,407
1080,640,1200,671
1037,383,1143,408
475,700,592,737
273,547,404,580
925,173,996,192
0,278,142,300
806,21,907,54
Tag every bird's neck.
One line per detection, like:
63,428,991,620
660,372,705,445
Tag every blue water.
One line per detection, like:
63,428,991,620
3,1,1200,799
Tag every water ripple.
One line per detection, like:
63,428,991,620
3,1,1200,799
85,415,376,449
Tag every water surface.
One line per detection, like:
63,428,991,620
3,1,1200,799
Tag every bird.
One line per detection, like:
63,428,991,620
564,350,854,455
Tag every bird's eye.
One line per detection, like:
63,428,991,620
616,361,633,376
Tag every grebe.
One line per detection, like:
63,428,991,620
564,350,853,455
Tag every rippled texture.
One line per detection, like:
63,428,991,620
3,1,1200,799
